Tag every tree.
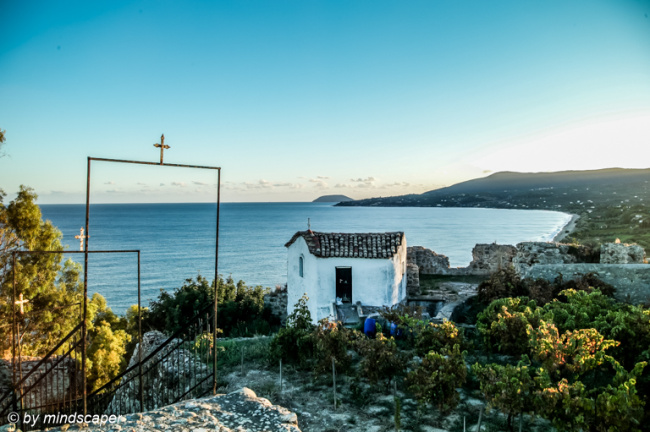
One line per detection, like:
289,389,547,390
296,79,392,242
0,186,84,356
145,275,276,337
0,128,5,157
86,293,131,391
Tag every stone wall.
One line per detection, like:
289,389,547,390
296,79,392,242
405,241,648,300
600,242,646,264
406,263,420,297
467,243,518,275
521,264,650,305
512,242,581,270
107,331,211,415
264,286,288,325
0,356,81,410
407,246,452,275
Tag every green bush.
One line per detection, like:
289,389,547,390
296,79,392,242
216,336,271,368
529,320,647,432
414,319,465,357
311,319,354,374
269,295,314,367
472,359,534,432
477,297,550,356
354,333,408,385
406,344,467,414
146,275,278,337
477,266,524,303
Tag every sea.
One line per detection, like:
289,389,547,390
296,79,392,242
39,203,572,314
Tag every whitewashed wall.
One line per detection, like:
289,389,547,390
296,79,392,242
287,236,408,323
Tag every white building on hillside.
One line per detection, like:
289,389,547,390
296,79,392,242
285,230,408,323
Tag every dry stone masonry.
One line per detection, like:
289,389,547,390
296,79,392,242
407,241,650,305
106,331,211,415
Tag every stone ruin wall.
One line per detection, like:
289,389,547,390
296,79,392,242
407,242,650,304
263,285,288,325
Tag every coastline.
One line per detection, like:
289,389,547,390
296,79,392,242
552,213,580,243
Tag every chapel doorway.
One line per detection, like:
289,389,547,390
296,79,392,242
336,267,352,303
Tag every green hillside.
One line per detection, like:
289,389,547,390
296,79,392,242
338,168,650,250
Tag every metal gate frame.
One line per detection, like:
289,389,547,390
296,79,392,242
5,249,140,431
83,156,221,414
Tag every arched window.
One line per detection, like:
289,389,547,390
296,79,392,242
299,256,304,277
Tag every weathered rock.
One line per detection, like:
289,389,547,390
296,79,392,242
513,242,578,269
44,387,301,432
408,246,452,275
467,244,517,274
600,242,646,264
264,285,288,325
106,330,211,415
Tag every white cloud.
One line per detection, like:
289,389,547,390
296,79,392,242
171,182,187,187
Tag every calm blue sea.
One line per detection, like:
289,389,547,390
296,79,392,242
39,203,571,314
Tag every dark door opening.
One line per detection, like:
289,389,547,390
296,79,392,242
336,267,352,303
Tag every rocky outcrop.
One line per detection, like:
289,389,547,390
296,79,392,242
467,243,517,275
407,246,452,275
44,387,301,432
106,331,211,415
264,286,288,325
600,242,646,264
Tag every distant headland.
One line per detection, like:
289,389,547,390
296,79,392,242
313,194,353,203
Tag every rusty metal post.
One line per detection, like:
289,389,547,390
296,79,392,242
11,253,17,414
83,153,222,398
138,251,144,411
213,168,220,394
82,156,91,415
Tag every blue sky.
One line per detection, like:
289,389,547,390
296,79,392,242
1,0,649,203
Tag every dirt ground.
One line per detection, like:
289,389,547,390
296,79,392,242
220,365,553,432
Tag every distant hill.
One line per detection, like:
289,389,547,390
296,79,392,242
337,168,650,211
313,194,354,203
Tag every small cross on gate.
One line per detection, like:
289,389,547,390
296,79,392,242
153,134,170,164
74,227,89,251
15,293,29,315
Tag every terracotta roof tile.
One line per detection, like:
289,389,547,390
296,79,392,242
285,231,405,259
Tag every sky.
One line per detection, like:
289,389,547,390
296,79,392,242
1,0,649,203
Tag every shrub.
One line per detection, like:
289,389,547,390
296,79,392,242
406,344,467,414
268,295,314,367
355,333,408,385
477,297,549,356
311,319,354,374
414,319,465,357
146,275,277,337
472,360,534,432
477,266,523,303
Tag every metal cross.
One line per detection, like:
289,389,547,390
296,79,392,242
15,293,29,314
153,134,170,164
74,227,89,251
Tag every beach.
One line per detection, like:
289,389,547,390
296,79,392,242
553,213,580,242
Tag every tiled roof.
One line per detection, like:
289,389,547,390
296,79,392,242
285,231,405,259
